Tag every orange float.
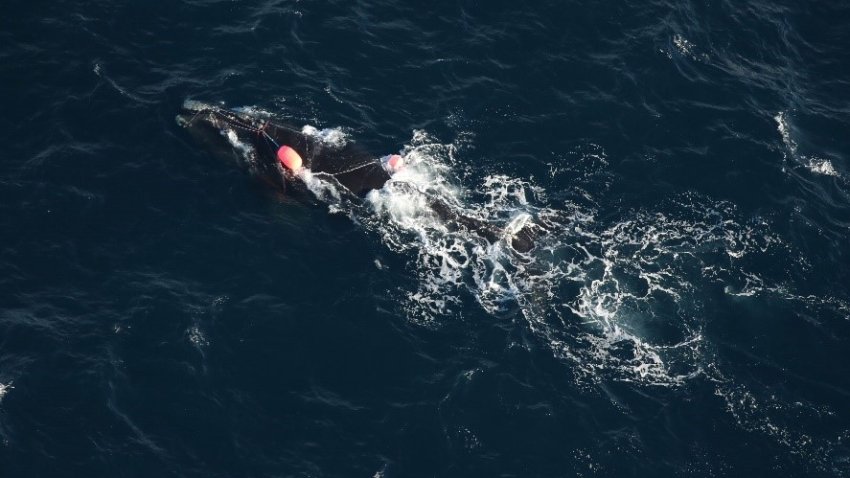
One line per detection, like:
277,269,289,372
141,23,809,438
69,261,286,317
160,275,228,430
276,145,303,172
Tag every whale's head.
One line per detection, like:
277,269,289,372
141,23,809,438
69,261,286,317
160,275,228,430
176,101,303,192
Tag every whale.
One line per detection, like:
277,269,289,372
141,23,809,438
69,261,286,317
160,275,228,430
176,101,539,252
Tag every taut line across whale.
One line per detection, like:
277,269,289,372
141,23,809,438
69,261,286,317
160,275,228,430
176,101,540,253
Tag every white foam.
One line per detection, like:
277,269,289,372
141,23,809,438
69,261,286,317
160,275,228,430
301,125,349,147
806,157,838,177
182,99,217,113
775,111,797,157
372,465,389,478
300,169,343,203
664,34,709,62
224,129,255,161
775,112,842,180
188,325,208,347
232,105,273,120
515,193,796,386
0,382,12,402
673,34,695,57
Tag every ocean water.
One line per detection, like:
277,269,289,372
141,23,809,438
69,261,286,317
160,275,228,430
2,1,850,476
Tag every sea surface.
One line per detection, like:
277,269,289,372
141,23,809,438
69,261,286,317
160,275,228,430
2,1,850,477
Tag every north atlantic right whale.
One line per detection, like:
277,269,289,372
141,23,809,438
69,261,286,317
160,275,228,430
176,101,541,252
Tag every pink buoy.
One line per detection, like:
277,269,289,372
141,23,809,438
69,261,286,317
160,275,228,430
387,154,403,170
277,145,303,172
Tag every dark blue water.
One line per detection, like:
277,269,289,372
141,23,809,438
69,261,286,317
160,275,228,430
2,1,850,476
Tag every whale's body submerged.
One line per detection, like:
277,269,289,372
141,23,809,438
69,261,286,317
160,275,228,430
176,102,539,252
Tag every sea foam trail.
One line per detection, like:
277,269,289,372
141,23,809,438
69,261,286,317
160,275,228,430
206,108,849,465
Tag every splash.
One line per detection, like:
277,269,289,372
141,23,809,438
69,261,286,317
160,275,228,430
0,382,12,402
775,111,842,178
807,157,839,177
301,125,350,147
224,129,256,162
187,325,209,348
663,34,709,62
775,111,797,158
